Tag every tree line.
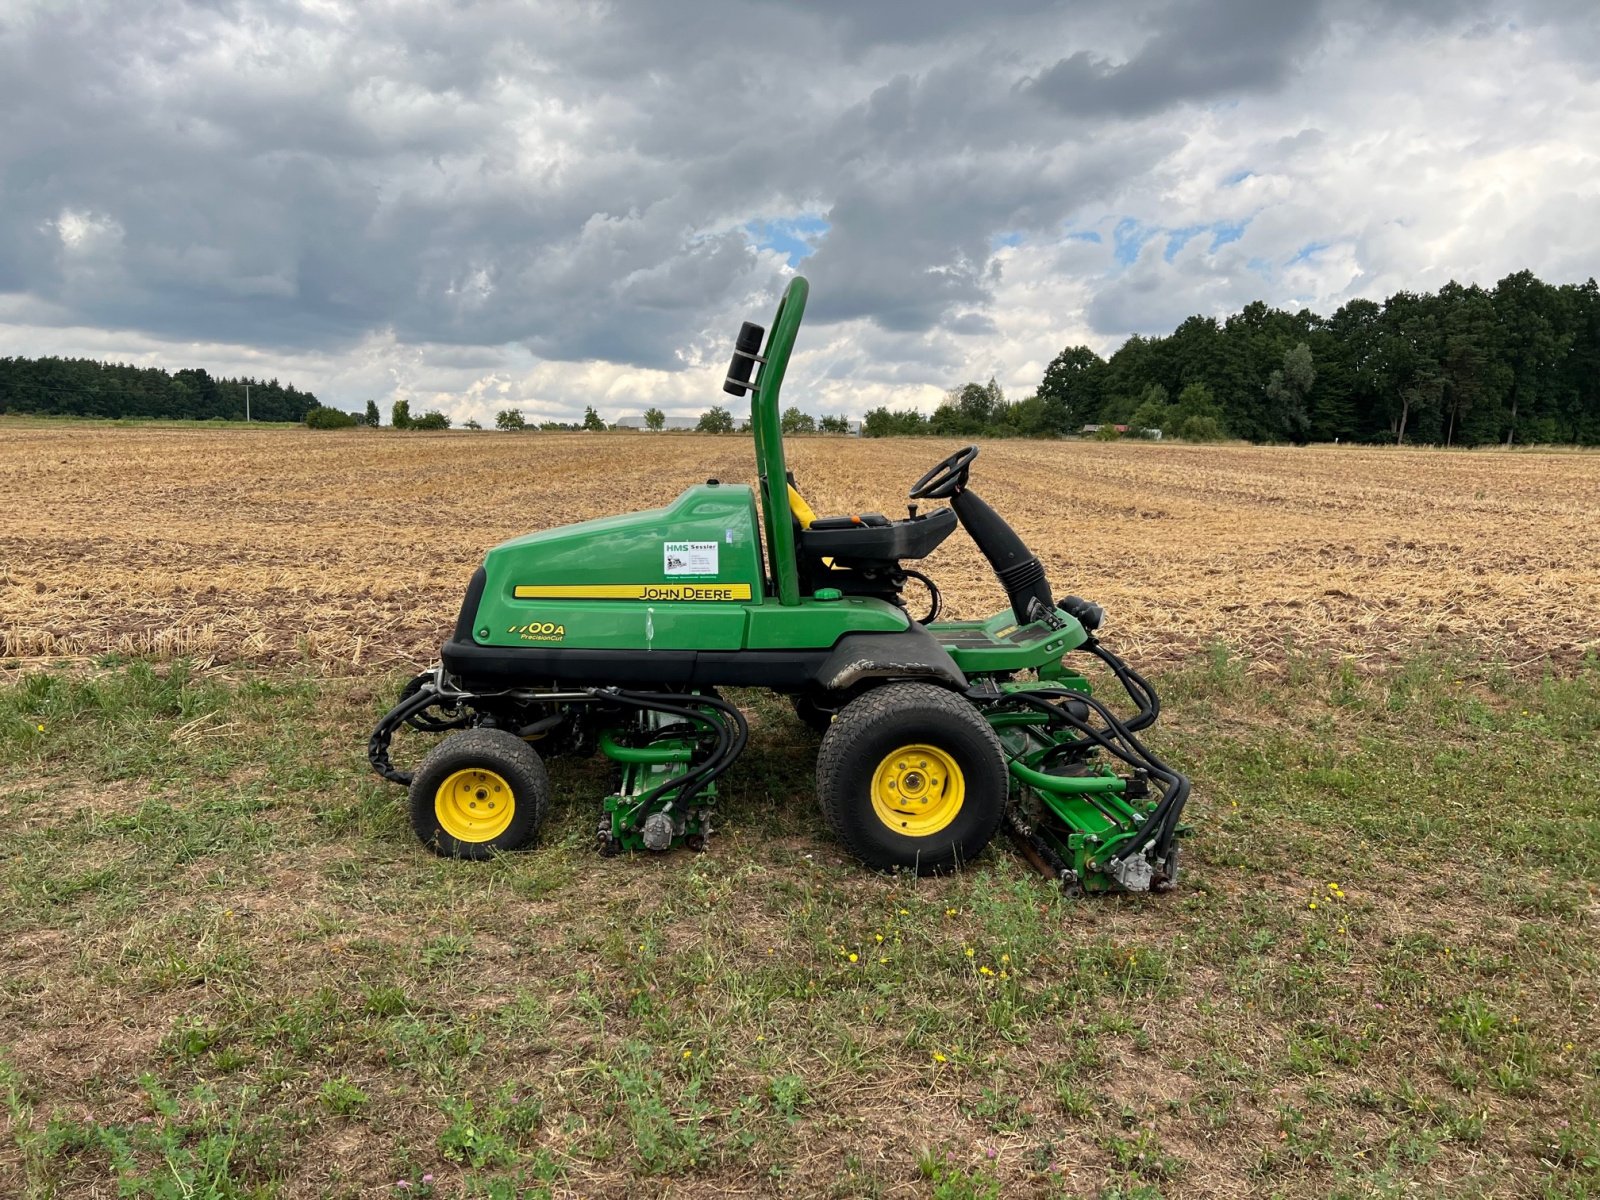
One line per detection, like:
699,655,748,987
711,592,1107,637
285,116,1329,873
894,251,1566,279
862,270,1600,446
0,357,319,423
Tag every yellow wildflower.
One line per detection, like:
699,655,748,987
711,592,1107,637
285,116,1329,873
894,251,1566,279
964,947,975,958
848,953,858,963
931,1051,947,1063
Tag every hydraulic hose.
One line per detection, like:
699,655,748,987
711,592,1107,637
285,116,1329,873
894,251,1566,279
996,686,1189,864
591,688,749,815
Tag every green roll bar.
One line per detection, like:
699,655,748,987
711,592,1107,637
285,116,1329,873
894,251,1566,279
748,276,809,606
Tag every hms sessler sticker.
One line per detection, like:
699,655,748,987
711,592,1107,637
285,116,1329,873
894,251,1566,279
664,540,718,577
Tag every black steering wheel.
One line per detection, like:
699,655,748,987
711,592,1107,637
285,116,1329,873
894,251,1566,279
909,444,979,500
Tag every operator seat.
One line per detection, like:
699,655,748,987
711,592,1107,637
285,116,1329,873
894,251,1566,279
786,478,955,579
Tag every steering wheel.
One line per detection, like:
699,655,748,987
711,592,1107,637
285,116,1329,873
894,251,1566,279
908,444,979,500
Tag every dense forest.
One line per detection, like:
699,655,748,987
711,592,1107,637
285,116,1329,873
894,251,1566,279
0,357,319,423
864,270,1600,446
7,270,1598,445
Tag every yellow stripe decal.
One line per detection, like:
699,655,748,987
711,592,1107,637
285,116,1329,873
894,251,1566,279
513,583,753,601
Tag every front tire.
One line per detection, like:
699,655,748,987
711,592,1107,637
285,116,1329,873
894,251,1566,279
408,728,550,860
815,683,1007,874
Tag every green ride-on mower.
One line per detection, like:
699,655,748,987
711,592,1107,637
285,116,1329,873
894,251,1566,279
370,277,1190,895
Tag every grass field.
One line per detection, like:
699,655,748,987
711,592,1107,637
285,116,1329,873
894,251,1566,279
2,424,1598,1198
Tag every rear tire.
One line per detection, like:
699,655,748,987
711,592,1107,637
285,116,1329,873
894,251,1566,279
815,683,1006,874
408,728,550,860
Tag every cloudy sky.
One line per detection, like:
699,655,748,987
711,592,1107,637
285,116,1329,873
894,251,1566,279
2,0,1596,425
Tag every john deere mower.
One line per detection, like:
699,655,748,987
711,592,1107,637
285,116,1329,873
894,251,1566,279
370,277,1190,894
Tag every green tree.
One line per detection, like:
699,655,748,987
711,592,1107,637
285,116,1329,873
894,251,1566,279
1376,292,1443,444
1265,342,1316,443
364,399,380,427
1493,269,1571,446
781,407,817,434
1037,346,1106,434
819,414,849,434
644,406,665,431
305,406,356,429
1128,387,1170,438
697,406,734,433
582,405,606,431
929,400,965,435
957,380,998,430
495,408,526,431
1005,395,1050,438
412,410,450,430
391,399,412,430
1169,383,1228,441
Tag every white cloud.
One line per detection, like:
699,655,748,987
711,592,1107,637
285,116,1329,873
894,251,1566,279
0,1,1595,420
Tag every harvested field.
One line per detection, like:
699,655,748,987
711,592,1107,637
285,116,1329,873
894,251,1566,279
4,423,1596,670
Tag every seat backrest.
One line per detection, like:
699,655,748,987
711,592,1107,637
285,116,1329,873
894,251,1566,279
786,483,819,529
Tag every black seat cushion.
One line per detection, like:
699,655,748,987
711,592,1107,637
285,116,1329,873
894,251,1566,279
797,507,955,564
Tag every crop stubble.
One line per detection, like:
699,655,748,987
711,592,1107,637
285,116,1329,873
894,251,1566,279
3,426,1596,670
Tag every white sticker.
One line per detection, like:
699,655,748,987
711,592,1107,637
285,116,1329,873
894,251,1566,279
664,540,718,577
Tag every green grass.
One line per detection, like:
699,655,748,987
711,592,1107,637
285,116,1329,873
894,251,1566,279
0,648,1597,1197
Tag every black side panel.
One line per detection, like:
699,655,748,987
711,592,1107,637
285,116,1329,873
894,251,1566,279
441,638,831,691
440,626,963,694
814,627,967,693
452,567,489,643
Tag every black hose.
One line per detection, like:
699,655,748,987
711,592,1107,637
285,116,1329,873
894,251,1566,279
589,688,749,815
1084,638,1159,731
996,687,1189,863
368,685,444,786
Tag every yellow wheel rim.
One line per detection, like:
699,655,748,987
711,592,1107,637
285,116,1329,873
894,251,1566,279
434,768,515,843
870,744,964,837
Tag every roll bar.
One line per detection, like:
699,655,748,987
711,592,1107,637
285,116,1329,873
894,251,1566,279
724,276,809,606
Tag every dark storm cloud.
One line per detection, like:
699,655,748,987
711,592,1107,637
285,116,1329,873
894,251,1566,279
1025,0,1327,118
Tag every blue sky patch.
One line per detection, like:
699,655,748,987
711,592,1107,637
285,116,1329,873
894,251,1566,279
1289,240,1330,264
1123,218,1253,262
1223,169,1254,186
1210,220,1248,251
744,214,830,266
1164,224,1207,261
1113,218,1160,265
990,230,1024,250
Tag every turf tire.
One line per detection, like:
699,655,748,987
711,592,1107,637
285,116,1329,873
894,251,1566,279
408,728,550,860
815,682,1006,874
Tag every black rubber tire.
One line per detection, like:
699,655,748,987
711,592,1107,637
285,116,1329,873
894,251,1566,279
408,728,550,860
815,682,1007,874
